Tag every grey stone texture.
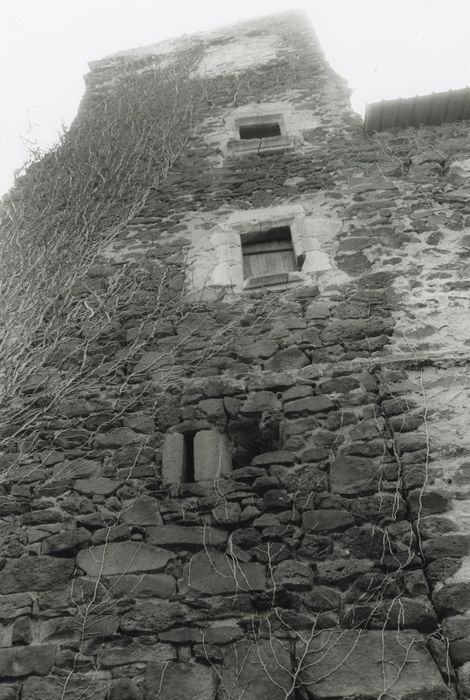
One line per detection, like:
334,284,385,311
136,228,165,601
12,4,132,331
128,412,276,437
218,639,292,700
145,661,217,700
1,8,469,700
0,646,57,677
0,557,74,593
121,495,162,525
108,679,143,700
185,550,266,594
76,542,173,576
298,631,448,699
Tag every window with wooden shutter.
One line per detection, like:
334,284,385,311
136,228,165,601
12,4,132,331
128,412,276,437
239,122,282,140
241,226,297,280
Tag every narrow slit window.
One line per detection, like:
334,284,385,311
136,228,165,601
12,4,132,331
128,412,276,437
183,432,195,482
162,429,232,484
239,122,281,140
242,225,297,279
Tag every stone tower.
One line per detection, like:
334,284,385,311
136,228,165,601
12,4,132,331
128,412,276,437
0,10,470,700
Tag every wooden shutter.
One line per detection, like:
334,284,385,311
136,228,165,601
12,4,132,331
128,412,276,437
239,122,281,139
242,235,297,279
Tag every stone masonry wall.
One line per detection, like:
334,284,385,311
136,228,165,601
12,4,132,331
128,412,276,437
1,10,470,700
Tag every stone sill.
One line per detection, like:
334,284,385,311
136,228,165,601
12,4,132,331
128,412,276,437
227,134,294,156
243,271,305,291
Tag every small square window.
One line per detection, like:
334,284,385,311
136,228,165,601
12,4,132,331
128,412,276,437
227,113,292,155
241,226,297,279
239,122,282,140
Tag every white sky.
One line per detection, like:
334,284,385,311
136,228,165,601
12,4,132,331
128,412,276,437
1,0,470,195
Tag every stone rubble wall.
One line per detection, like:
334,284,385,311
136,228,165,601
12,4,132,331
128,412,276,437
0,9,470,700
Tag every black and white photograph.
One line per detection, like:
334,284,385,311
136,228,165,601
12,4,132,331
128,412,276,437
0,1,469,697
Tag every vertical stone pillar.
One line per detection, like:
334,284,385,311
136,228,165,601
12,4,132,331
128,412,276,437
194,429,232,481
162,432,186,484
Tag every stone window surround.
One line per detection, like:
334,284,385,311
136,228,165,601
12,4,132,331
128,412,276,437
227,111,294,155
184,204,334,296
207,205,331,292
235,211,304,289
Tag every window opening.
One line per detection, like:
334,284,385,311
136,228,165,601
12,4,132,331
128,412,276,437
183,432,195,482
241,225,297,279
239,122,281,140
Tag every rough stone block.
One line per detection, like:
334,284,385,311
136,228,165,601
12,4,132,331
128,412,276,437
303,585,342,611
410,493,451,522
23,674,102,698
321,317,394,345
90,525,135,546
39,614,118,642
147,524,228,549
108,573,176,598
262,488,290,509
237,339,278,361
185,550,265,595
74,477,122,495
119,601,196,633
100,643,175,668
0,557,74,594
37,578,105,611
121,495,162,525
52,459,100,481
20,677,63,700
212,501,241,525
145,661,217,700
240,391,281,414
458,661,470,700
343,596,438,632
330,456,380,495
108,679,142,700
252,450,296,466
218,638,292,700
76,542,173,577
282,385,313,401
41,528,90,556
305,301,331,319
135,350,174,373
264,348,309,371
93,427,141,448
302,509,354,532
394,432,428,454
350,492,407,523
422,534,470,561
272,559,313,589
196,398,227,424
194,429,232,481
0,496,28,516
12,616,32,645
433,582,470,615
62,674,110,699
0,645,57,677
284,395,334,416
162,432,186,484
297,630,448,699
0,594,32,621
450,638,470,666
442,614,470,640
449,158,470,182
316,557,374,585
